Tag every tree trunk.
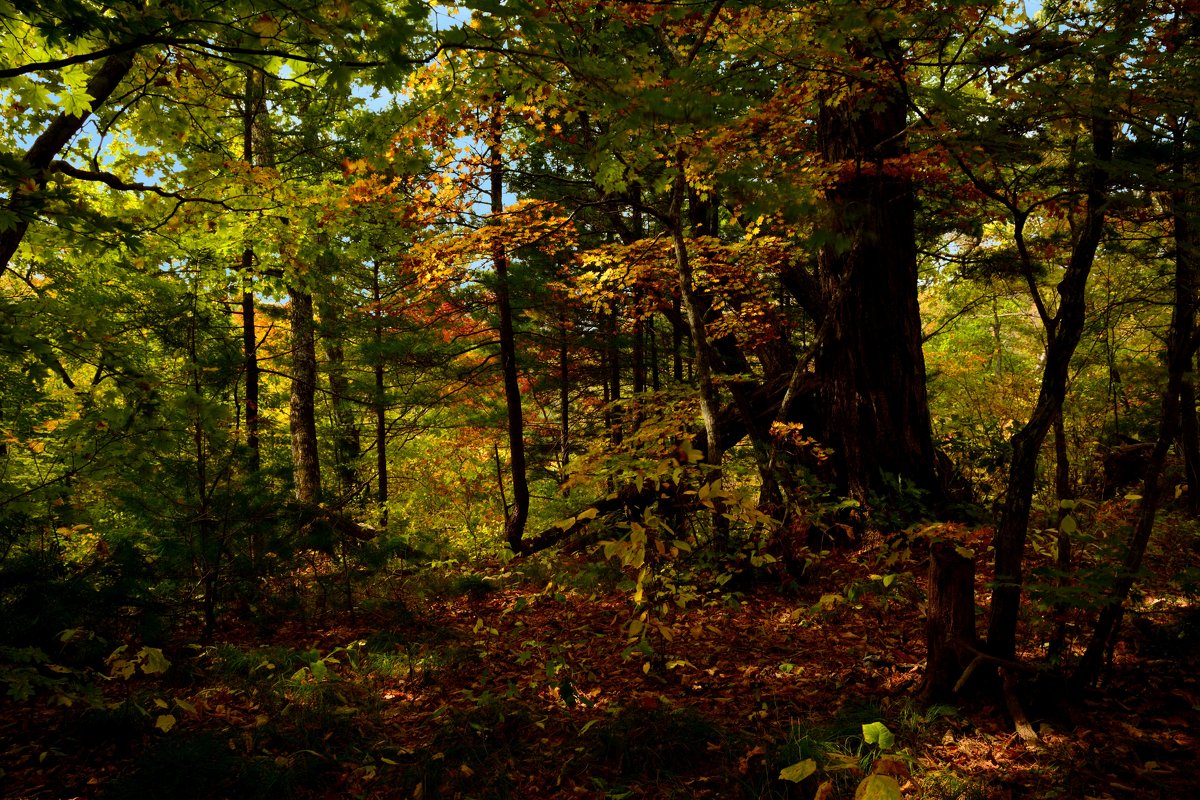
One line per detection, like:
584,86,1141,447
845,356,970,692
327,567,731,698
1074,118,1200,686
319,298,361,502
240,68,263,477
490,117,529,552
670,171,722,473
922,541,978,703
372,263,389,526
987,68,1114,663
814,51,940,505
1046,408,1074,662
289,287,322,504
606,309,622,444
671,296,684,383
0,51,135,277
1174,124,1200,515
241,285,260,473
560,308,570,479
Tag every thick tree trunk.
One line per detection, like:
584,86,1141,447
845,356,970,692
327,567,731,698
490,123,529,552
987,71,1114,663
922,541,978,703
814,56,940,504
0,51,135,277
289,287,322,504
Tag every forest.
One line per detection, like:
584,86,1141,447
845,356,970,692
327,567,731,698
1,0,1198,797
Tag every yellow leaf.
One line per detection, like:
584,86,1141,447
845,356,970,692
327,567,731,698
155,714,176,733
779,758,817,782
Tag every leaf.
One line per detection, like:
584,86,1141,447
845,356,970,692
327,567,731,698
155,714,177,733
862,722,895,750
1060,514,1077,535
854,774,901,800
779,758,817,782
139,647,171,675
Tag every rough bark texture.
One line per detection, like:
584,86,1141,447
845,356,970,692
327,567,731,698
289,287,322,504
814,56,940,504
0,51,135,277
922,541,978,703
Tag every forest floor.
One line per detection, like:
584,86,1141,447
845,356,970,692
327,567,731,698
2,517,1199,799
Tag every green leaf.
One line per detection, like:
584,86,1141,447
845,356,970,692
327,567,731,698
854,774,901,800
779,758,817,782
862,722,895,750
1060,514,1077,535
138,647,171,675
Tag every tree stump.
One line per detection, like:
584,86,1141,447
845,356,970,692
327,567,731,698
921,540,977,703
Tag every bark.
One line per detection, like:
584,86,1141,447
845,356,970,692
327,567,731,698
319,299,361,501
1045,409,1074,662
814,50,940,505
560,309,570,477
670,170,722,472
649,316,661,392
373,263,389,525
240,69,264,477
241,286,260,472
606,309,622,444
1174,127,1200,515
490,120,529,552
921,541,978,703
289,287,322,504
0,51,135,277
987,69,1114,663
671,296,684,383
1180,360,1200,516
